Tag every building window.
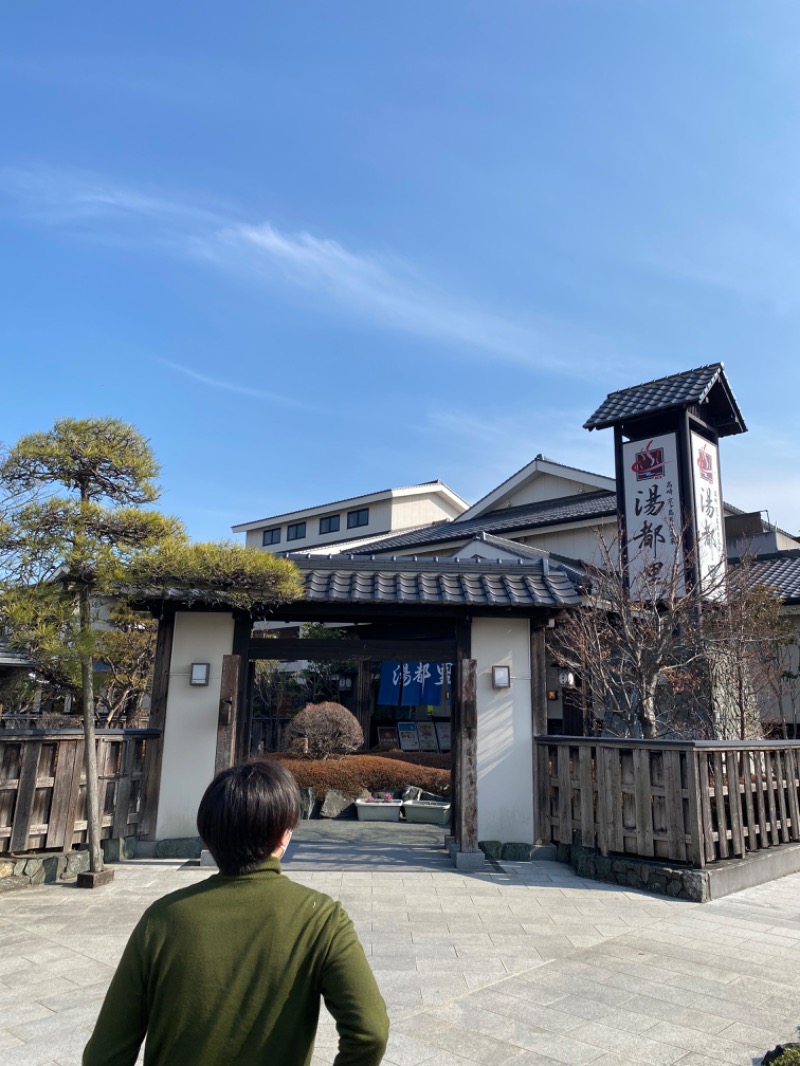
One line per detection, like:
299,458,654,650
286,522,306,541
347,508,369,529
262,528,281,546
319,514,340,535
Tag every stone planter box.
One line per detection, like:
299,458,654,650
355,800,403,822
403,801,451,826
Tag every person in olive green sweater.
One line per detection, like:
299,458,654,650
83,761,389,1066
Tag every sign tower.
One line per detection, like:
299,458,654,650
584,364,747,598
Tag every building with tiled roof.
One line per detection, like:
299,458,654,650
232,480,468,554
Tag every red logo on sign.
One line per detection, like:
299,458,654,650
696,445,713,484
631,440,665,481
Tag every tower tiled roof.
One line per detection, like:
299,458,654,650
584,363,746,437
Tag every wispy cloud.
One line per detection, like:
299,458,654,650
161,360,324,413
0,165,623,376
419,406,615,501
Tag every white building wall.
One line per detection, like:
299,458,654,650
471,617,534,843
391,492,464,528
156,612,235,839
247,499,394,552
502,473,595,507
520,522,617,564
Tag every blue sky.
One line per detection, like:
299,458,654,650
2,2,799,538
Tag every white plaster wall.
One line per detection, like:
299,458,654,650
520,522,617,564
501,473,590,507
156,612,235,839
391,492,464,527
472,617,534,843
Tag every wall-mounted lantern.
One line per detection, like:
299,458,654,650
190,662,210,686
491,665,511,689
558,669,575,688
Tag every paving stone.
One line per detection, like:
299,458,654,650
2,821,800,1066
642,1020,767,1064
565,1021,687,1066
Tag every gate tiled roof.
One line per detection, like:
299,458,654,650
294,555,581,608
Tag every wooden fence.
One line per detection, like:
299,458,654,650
536,737,800,867
0,729,159,855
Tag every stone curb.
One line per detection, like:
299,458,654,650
0,849,91,891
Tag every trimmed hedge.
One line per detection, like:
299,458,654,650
370,750,451,770
262,754,450,798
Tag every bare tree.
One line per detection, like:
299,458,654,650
703,555,798,739
94,604,159,725
550,529,795,740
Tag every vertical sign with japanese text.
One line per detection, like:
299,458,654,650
622,433,685,598
690,432,726,600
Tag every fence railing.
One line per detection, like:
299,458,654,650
0,729,159,855
536,737,800,867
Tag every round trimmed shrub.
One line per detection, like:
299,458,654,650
284,701,364,759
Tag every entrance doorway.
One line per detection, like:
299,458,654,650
237,614,475,852
244,620,458,757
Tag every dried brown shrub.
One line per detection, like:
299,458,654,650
261,754,450,798
284,701,364,758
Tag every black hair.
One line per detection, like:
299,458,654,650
197,760,301,876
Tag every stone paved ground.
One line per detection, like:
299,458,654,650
1,822,799,1066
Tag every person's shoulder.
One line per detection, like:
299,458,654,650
139,874,224,922
280,875,341,917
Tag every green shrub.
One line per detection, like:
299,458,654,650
262,754,449,798
762,1048,800,1066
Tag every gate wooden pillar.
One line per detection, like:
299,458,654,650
530,625,550,845
450,619,484,869
139,609,175,840
215,654,240,775
456,658,479,851
355,660,373,746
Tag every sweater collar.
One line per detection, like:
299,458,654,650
218,856,283,880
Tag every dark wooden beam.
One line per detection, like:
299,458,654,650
345,621,457,640
233,613,253,763
267,603,548,623
247,638,457,663
530,626,548,737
